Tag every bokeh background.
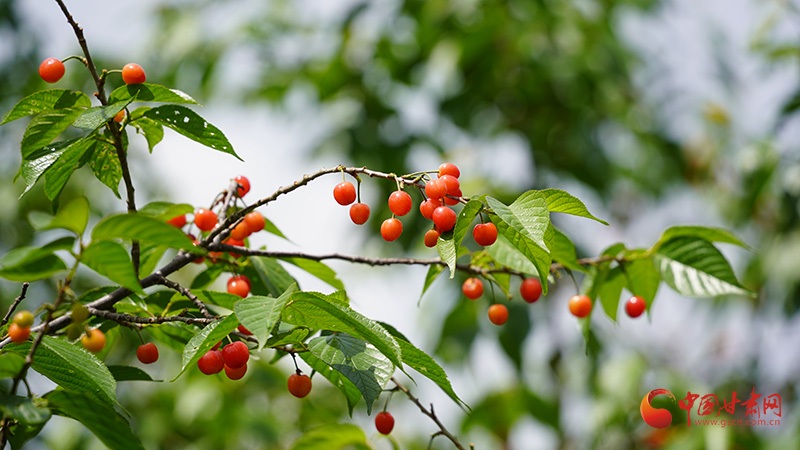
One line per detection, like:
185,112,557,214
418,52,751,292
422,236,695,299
1,0,799,448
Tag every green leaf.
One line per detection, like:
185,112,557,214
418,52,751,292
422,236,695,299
486,233,539,276
43,137,95,201
143,105,240,160
173,314,240,381
263,217,289,240
45,390,145,450
88,140,122,198
379,322,468,409
145,323,195,353
138,201,194,222
134,117,164,152
18,138,81,198
5,336,118,407
108,83,199,105
435,200,483,278
1,89,91,124
190,265,225,290
32,196,90,235
290,423,370,450
194,290,239,310
307,333,394,414
653,237,753,298
624,256,660,309
0,236,74,269
299,352,361,415
7,422,46,450
282,291,403,370
487,192,551,250
597,267,625,321
279,257,344,290
235,286,296,351
266,327,311,347
20,108,84,157
551,227,585,272
0,395,51,425
245,257,297,297
0,237,72,282
81,241,145,295
0,353,25,378
107,365,159,382
419,264,444,304
538,188,609,225
92,213,195,250
0,254,66,282
139,244,167,278
72,102,130,131
489,217,552,295
657,226,752,250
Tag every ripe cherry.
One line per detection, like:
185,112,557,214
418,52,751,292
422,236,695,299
225,363,247,380
237,324,253,335
425,179,447,200
432,206,456,231
388,190,412,216
225,238,244,257
194,208,218,231
39,58,65,83
244,211,265,233
121,63,146,84
167,214,187,228
287,373,312,398
350,203,370,225
438,163,460,179
13,310,34,328
114,110,125,124
568,295,593,318
380,218,403,241
197,349,224,375
137,343,159,364
333,182,357,205
439,174,460,195
81,328,106,353
473,223,498,246
520,278,542,303
227,276,250,298
221,341,249,369
626,296,647,318
230,220,251,241
462,278,484,299
488,304,509,326
375,411,395,435
234,175,250,197
419,198,440,220
8,323,30,343
424,229,440,248
444,188,462,206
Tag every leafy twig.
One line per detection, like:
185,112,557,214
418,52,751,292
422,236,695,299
391,377,471,450
1,282,30,326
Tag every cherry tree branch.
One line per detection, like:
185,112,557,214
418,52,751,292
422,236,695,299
1,282,30,326
391,377,472,450
87,307,215,326
155,275,214,319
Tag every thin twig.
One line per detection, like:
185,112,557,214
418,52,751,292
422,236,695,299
1,283,30,326
391,377,470,450
155,276,215,319
87,307,215,326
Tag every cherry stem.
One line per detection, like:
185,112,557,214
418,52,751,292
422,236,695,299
1,283,30,327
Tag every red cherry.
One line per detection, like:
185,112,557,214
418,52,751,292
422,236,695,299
432,206,456,231
473,223,498,246
380,218,403,241
121,63,146,84
39,58,65,83
81,328,106,353
197,350,224,375
439,174,460,195
114,110,125,124
333,182,357,205
137,343,159,364
224,363,248,380
388,191,412,216
237,324,253,335
444,188,462,205
221,341,249,369
438,163,460,179
568,295,593,318
225,238,244,257
194,208,218,231
520,278,542,303
244,211,265,233
424,229,440,248
227,276,250,298
234,176,251,197
462,278,484,299
230,220,252,241
349,203,370,225
211,341,222,351
167,214,187,228
626,296,647,318
419,198,440,220
425,179,447,200
488,304,509,325
8,323,31,343
287,373,312,398
375,411,395,435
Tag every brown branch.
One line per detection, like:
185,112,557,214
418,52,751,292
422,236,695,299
1,283,30,326
155,276,215,319
391,377,470,450
87,307,215,326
